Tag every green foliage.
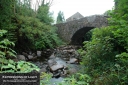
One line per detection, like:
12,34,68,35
112,27,128,51
114,52,128,84
36,4,53,24
59,73,91,85
81,27,116,65
0,58,40,73
16,61,40,73
0,30,16,58
103,10,113,16
17,15,63,50
0,30,39,73
0,0,14,28
78,0,128,84
79,27,128,84
39,72,91,85
113,0,128,21
78,28,118,84
0,0,17,42
16,0,34,17
56,11,65,24
15,0,63,51
40,72,52,85
116,52,128,65
83,30,93,41
109,0,128,52
0,0,64,52
0,29,15,58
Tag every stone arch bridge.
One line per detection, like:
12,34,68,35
55,15,108,45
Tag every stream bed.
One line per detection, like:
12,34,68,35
31,45,82,84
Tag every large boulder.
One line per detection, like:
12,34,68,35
48,59,57,67
17,55,26,61
50,64,64,72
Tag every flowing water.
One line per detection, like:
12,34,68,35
32,45,82,85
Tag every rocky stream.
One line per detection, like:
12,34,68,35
17,45,82,85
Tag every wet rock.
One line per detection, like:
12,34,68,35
55,58,67,67
50,64,64,72
48,59,57,67
53,72,61,78
46,49,51,52
68,49,75,53
68,58,78,64
41,49,53,58
22,52,29,60
54,45,80,59
31,45,81,79
28,55,34,59
37,51,42,57
17,55,26,61
64,66,68,70
61,70,68,77
32,53,36,57
49,53,56,59
63,58,69,61
29,51,32,55
39,68,47,73
52,69,64,78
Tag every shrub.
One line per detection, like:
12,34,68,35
83,29,93,41
0,59,40,73
40,72,52,85
80,27,117,70
79,27,128,84
59,73,91,85
16,15,63,51
0,30,16,58
0,30,40,73
76,0,128,84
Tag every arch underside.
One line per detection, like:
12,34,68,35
70,27,94,45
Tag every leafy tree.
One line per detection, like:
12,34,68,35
0,0,41,74
36,3,53,25
16,0,34,17
103,10,113,16
17,15,63,51
56,11,65,24
1,0,64,52
109,0,128,52
0,0,17,42
0,0,13,28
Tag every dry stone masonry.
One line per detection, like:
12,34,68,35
55,15,108,44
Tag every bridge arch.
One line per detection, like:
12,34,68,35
55,15,108,44
71,27,94,45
